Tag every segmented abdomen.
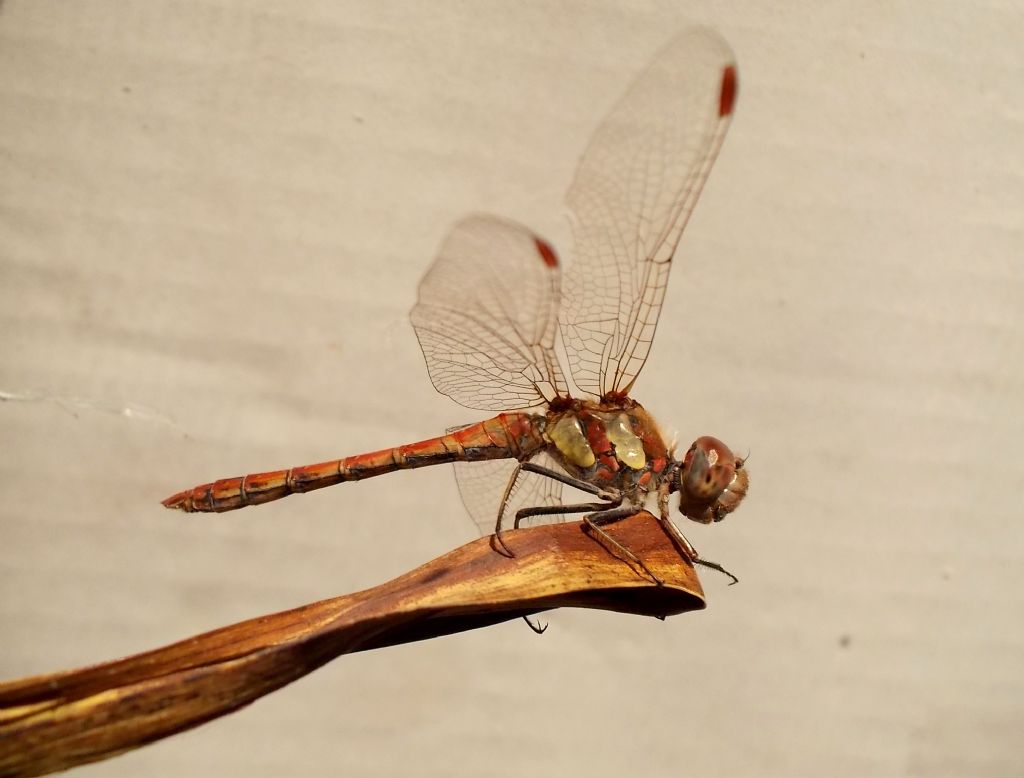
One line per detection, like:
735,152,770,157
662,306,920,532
162,413,546,513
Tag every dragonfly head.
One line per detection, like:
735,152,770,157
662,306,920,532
675,436,748,524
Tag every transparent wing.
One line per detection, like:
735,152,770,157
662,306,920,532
560,28,738,397
411,215,568,411
451,448,567,536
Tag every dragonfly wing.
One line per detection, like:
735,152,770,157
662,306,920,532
411,215,568,411
560,28,738,397
451,447,566,536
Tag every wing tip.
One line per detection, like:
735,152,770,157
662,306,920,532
719,64,738,117
534,237,559,268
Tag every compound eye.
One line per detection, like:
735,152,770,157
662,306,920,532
680,436,736,503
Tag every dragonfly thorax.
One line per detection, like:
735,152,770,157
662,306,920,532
543,397,673,496
542,399,748,524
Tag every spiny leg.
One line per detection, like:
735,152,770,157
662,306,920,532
655,506,739,585
494,462,617,556
520,462,608,497
491,464,567,634
513,499,621,529
497,465,680,587
586,505,664,585
492,463,526,557
513,498,626,606
514,491,664,585
694,558,739,585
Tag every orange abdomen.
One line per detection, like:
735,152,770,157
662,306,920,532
163,413,546,513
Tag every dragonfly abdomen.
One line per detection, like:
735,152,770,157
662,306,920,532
162,413,546,513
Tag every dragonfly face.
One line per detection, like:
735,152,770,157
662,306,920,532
676,436,749,524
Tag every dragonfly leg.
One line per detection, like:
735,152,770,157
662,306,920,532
694,558,740,585
494,461,617,556
492,463,526,558
583,504,664,586
513,498,621,529
520,462,607,497
655,511,739,585
514,497,664,585
523,616,548,634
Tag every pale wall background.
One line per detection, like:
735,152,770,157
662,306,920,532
1,1,1022,776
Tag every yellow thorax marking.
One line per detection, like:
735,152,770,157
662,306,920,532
549,415,596,468
605,413,646,470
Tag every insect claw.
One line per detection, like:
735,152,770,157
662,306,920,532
524,615,548,634
695,558,739,585
491,529,515,558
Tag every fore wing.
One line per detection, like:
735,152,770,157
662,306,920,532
559,28,738,397
411,214,567,411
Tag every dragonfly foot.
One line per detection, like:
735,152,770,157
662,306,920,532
491,529,516,558
694,558,739,585
523,615,548,634
583,514,664,586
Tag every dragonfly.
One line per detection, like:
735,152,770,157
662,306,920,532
164,28,749,581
